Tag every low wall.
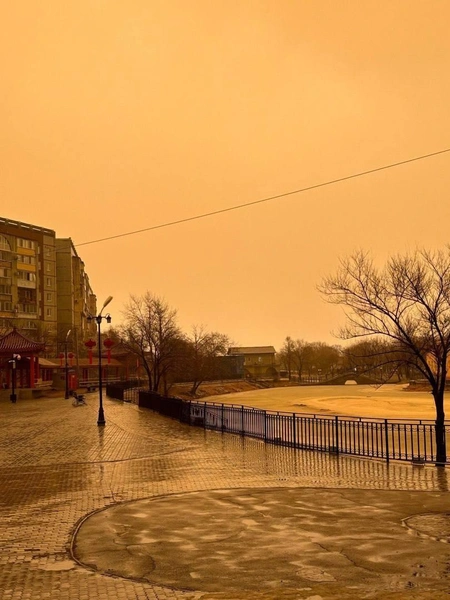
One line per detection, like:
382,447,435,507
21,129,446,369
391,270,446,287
0,388,44,401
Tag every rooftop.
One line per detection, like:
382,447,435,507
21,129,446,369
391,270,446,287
0,328,45,354
228,346,276,355
0,216,55,237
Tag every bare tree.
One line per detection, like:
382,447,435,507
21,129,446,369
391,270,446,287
278,336,295,379
342,338,417,382
307,341,342,380
186,326,230,395
291,339,307,381
279,339,341,381
119,293,184,393
319,248,450,464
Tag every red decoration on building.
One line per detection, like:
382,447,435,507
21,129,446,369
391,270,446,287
59,352,64,367
84,339,96,365
68,352,74,366
103,338,114,364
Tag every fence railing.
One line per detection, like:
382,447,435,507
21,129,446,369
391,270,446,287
105,380,141,401
134,390,449,464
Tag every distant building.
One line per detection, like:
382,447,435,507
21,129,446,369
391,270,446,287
227,346,278,379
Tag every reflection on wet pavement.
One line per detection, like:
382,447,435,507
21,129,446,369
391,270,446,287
74,487,450,595
1,394,450,600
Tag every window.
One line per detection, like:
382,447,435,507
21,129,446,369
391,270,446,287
47,292,52,301
0,268,10,278
19,289,35,301
17,255,36,265
46,308,52,317
0,250,12,261
46,277,52,287
17,304,37,314
18,271,36,282
17,238,35,250
0,285,12,294
0,301,13,311
0,236,11,251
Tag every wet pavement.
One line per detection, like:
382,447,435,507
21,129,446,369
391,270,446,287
1,392,450,599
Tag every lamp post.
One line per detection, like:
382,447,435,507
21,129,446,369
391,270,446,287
9,354,21,403
87,296,113,426
64,329,72,399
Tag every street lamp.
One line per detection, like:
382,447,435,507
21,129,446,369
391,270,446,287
9,354,21,403
64,329,72,399
87,296,113,426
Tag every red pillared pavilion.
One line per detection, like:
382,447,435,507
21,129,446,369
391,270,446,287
0,328,45,390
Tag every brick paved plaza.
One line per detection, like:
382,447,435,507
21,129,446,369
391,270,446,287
1,393,450,599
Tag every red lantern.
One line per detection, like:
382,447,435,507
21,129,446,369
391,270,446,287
103,338,114,364
68,352,74,367
58,352,64,367
84,339,96,365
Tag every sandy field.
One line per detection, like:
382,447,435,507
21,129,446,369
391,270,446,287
207,384,440,421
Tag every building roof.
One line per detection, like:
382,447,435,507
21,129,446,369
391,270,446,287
228,346,276,355
0,216,55,237
0,329,45,354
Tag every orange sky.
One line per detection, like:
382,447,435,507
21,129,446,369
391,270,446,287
2,1,450,349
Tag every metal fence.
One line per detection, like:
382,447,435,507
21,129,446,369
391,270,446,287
106,381,144,402
136,390,449,464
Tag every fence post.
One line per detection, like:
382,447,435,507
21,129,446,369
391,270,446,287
222,403,225,431
241,405,245,435
385,419,390,463
204,402,207,428
335,416,340,455
292,413,296,448
264,410,267,442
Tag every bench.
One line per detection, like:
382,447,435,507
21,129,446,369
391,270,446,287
86,385,97,392
71,391,86,402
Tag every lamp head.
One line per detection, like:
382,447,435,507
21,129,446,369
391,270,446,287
106,314,112,324
101,296,113,310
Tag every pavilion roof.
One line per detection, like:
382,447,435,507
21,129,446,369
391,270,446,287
0,328,45,355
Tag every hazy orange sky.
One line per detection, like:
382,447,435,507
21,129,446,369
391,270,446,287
2,1,450,349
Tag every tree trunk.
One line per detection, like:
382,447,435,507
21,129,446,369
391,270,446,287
433,391,447,465
143,364,152,391
190,380,201,395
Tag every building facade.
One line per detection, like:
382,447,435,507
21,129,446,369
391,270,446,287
227,346,279,379
0,217,97,356
55,238,97,353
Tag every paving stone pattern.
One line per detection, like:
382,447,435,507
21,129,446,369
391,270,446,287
1,394,450,600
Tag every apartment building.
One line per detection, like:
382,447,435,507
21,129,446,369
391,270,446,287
0,217,97,355
55,238,97,351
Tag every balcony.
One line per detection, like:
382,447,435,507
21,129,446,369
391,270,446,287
16,304,37,315
17,279,36,289
16,311,38,319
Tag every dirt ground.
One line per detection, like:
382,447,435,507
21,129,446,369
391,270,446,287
170,380,443,421
170,379,265,400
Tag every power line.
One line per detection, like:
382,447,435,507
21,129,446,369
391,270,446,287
75,147,450,249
